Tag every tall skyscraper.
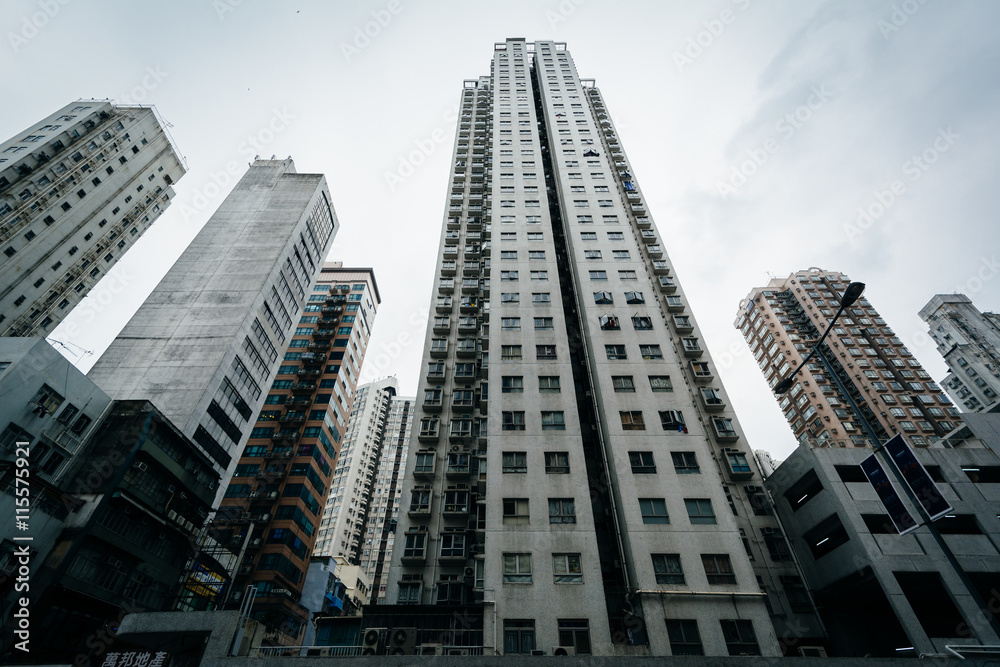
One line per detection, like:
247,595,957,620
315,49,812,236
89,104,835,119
87,159,338,494
919,294,1000,413
737,269,962,448
383,38,814,658
212,264,379,643
313,377,413,602
0,99,186,336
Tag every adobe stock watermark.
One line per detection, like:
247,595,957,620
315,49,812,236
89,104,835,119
176,108,295,222
8,0,72,54
340,0,403,63
212,0,242,21
673,0,752,75
716,84,834,200
118,66,169,105
877,0,929,40
545,0,586,30
383,105,459,192
843,127,959,243
61,265,134,338
358,307,427,383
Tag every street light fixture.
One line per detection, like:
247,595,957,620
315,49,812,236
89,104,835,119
773,281,865,395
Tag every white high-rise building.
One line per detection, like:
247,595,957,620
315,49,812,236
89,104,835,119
920,294,1000,413
314,377,413,602
0,99,186,336
384,39,818,658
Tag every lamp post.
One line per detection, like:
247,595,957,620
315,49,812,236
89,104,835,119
774,281,1000,648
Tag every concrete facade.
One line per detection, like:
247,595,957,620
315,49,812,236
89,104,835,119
920,294,1000,413
763,433,1000,657
87,159,337,498
737,268,962,448
0,99,186,336
385,39,817,658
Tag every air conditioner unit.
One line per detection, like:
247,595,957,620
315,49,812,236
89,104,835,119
464,567,475,577
363,628,386,655
552,646,576,656
250,538,262,547
419,644,444,656
761,527,778,536
798,646,828,657
167,510,178,522
133,462,148,471
249,491,259,498
530,649,545,656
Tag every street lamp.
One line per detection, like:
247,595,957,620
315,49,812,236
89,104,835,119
773,281,865,395
771,280,1000,648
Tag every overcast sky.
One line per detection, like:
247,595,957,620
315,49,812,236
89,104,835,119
3,0,998,461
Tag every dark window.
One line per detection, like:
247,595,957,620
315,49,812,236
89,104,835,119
702,554,736,584
629,451,656,474
784,468,823,511
720,619,760,656
652,554,685,585
665,620,703,655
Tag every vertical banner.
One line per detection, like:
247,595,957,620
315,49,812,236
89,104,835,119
860,454,918,535
883,434,953,521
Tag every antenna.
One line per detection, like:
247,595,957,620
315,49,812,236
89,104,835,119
46,337,94,358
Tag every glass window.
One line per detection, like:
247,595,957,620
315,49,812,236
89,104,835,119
639,498,669,524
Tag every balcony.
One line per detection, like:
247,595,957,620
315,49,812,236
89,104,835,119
446,463,472,479
464,246,481,261
658,275,677,293
423,396,443,412
682,339,704,358
640,230,657,244
408,504,432,518
447,217,461,230
672,316,693,333
430,342,448,358
691,361,713,382
271,431,298,443
464,262,481,276
312,328,334,339
700,393,726,412
462,279,480,294
290,382,316,393
299,352,326,364
317,317,339,327
441,261,457,276
665,297,685,313
651,260,670,274
433,318,450,334
279,413,306,425
287,397,311,409
635,216,651,228
417,426,439,443
442,503,471,517
436,297,453,312
713,419,739,443
296,368,320,379
439,279,455,294
324,295,346,305
307,341,330,352
456,340,477,358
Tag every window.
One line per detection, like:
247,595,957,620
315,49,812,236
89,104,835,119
652,555,685,585
503,499,530,525
545,452,570,474
620,411,645,431
501,317,521,331
534,317,554,330
503,553,533,584
502,376,523,393
639,498,669,524
605,345,627,360
593,290,613,304
538,376,560,394
612,375,635,392
530,270,548,281
629,451,656,474
671,451,699,474
557,620,592,655
625,291,645,304
501,345,522,360
666,620,703,656
503,451,527,473
548,498,576,524
536,345,557,360
504,620,536,654
720,620,760,656
553,554,583,583
640,345,662,360
685,499,716,524
541,411,566,430
649,375,673,392
502,411,526,431
589,271,607,281
532,292,550,304
398,582,421,604
702,554,736,584
661,410,686,432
